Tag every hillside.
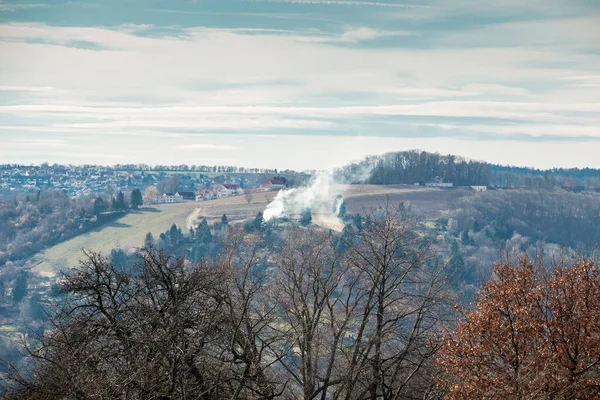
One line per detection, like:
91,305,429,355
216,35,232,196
30,185,440,276
32,203,197,277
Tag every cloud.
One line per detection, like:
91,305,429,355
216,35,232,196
0,1,599,170
461,84,530,96
0,86,59,92
13,138,67,146
244,0,431,9
0,1,47,12
172,143,240,150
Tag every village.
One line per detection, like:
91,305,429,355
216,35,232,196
155,176,289,203
0,163,308,201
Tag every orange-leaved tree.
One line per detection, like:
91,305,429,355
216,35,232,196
436,257,600,399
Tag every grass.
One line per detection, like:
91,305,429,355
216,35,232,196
33,203,198,277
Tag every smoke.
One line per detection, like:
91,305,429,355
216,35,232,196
332,194,344,217
263,163,374,230
263,172,335,222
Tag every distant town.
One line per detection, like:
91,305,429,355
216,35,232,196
0,163,314,201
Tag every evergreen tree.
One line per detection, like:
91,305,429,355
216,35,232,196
93,197,105,216
144,232,154,248
461,230,471,246
195,219,212,244
0,276,5,303
254,212,264,231
116,191,126,211
12,271,28,303
130,189,143,209
111,197,117,210
448,240,465,285
338,202,347,219
300,208,312,226
221,214,228,225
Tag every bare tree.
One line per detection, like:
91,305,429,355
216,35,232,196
244,189,254,204
1,244,283,399
336,201,452,400
271,202,452,400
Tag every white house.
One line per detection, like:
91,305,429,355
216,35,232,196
260,176,288,191
223,184,244,195
156,192,183,203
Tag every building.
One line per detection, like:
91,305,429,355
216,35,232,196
470,186,487,192
195,188,217,201
178,191,196,201
223,184,244,195
261,176,288,191
156,192,184,203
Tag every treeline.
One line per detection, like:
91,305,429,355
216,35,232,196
0,189,142,266
335,151,491,186
335,150,600,188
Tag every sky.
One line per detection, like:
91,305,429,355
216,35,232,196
0,0,599,171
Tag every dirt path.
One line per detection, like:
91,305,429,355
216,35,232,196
186,207,203,230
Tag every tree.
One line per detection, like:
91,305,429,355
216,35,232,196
244,190,254,204
253,212,264,231
221,214,228,226
144,232,154,248
338,202,450,398
143,185,158,205
338,201,347,219
92,197,105,216
299,208,312,226
2,245,283,398
12,271,28,304
130,189,143,209
437,257,600,399
115,191,126,211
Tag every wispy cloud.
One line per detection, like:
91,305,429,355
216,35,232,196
172,144,240,150
244,0,431,8
0,1,47,12
13,138,67,146
0,85,59,92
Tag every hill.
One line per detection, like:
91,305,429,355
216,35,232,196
32,203,197,277
30,185,440,276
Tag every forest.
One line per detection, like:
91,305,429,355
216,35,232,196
335,150,600,188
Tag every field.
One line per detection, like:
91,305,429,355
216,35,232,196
31,185,469,277
33,203,198,277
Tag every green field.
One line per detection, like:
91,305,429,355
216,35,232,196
33,203,198,277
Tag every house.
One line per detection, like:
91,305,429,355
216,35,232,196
470,186,487,192
223,184,243,196
261,176,288,191
195,188,215,201
156,192,183,203
178,191,196,201
212,184,230,198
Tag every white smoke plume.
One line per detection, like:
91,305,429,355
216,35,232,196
263,163,373,230
263,171,335,222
